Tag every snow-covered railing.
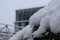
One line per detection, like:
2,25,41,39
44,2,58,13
0,23,15,40
0,33,14,40
0,33,13,36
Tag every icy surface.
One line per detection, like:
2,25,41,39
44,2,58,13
9,0,60,40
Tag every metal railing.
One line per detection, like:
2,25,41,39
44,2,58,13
0,33,14,40
0,23,26,40
0,23,15,40
15,20,29,23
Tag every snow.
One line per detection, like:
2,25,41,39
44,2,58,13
33,0,60,38
9,25,33,40
9,0,60,40
50,9,60,34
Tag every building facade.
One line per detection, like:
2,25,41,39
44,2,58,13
15,7,44,32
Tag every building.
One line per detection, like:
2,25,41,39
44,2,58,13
15,7,44,32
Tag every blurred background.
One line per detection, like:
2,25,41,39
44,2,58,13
0,0,50,40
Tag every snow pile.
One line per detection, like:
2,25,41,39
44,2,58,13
33,1,60,37
33,0,60,38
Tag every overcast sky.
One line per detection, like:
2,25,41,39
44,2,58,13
0,0,51,25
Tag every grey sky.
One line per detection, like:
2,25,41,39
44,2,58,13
0,0,51,25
